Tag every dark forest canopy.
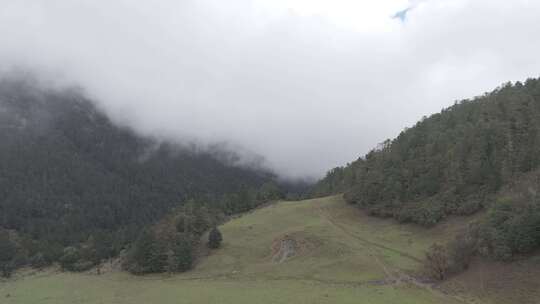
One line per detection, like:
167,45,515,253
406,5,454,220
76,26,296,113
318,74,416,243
0,77,286,275
312,78,540,261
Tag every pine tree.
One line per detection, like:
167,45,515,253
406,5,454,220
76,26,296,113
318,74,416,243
170,235,193,272
59,246,80,271
147,240,168,273
208,227,223,249
126,229,155,274
0,230,17,277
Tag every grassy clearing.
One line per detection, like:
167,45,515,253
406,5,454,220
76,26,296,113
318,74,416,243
0,271,458,304
0,196,483,304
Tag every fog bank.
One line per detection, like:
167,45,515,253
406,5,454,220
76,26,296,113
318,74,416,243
1,0,540,178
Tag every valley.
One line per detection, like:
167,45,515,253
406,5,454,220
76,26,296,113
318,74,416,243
4,195,537,304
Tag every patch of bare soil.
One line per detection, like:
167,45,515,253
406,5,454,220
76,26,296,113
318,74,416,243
270,232,320,263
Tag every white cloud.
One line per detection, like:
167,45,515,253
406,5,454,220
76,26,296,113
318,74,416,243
1,0,539,179
254,0,409,32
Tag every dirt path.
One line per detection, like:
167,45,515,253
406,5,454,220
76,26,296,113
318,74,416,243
314,203,475,304
316,204,422,263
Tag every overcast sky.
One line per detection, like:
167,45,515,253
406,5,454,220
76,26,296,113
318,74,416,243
1,0,540,179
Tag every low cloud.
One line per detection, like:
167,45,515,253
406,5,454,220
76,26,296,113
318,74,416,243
1,0,539,179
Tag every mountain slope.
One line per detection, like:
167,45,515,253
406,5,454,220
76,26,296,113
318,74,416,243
0,196,468,304
3,196,538,304
312,78,540,259
0,77,275,266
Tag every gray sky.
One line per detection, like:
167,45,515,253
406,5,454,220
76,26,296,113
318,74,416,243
1,0,540,179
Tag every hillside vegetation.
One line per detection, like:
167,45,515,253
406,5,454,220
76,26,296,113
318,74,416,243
0,77,281,275
313,78,540,260
3,196,538,304
0,196,472,304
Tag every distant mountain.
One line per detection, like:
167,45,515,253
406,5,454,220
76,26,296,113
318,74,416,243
313,78,540,260
0,76,276,268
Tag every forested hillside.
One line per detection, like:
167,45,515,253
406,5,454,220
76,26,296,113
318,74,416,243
313,78,540,261
0,77,281,275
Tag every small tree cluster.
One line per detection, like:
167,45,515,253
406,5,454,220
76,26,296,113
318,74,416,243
124,230,164,274
219,183,285,215
424,233,476,281
0,230,17,278
170,235,194,272
55,232,118,273
123,203,217,274
474,195,540,261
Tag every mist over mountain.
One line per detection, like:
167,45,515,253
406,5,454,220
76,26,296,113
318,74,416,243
2,0,540,179
1,2,540,302
0,75,283,269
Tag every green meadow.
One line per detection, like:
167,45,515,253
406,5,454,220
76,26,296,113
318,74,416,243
3,195,528,304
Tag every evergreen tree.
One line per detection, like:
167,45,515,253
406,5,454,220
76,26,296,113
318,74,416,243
126,229,155,274
208,227,223,249
170,235,193,272
312,78,540,262
0,77,277,274
0,230,16,278
59,247,80,271
147,240,168,273
313,78,540,228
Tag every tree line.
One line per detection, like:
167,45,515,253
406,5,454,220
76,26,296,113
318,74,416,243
0,77,286,277
313,78,540,263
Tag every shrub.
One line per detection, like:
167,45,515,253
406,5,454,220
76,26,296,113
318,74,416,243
29,253,49,269
208,227,223,249
424,243,450,281
59,247,81,271
447,234,476,272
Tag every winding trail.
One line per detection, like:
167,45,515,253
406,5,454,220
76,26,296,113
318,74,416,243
314,202,476,304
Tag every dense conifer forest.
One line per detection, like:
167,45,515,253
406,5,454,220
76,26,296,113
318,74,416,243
3,75,540,279
0,77,284,276
313,78,540,263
